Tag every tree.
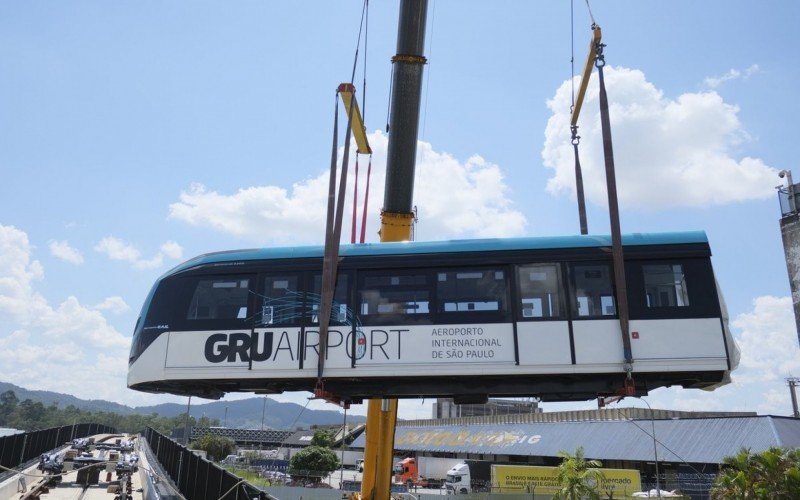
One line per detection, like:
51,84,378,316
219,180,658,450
0,390,18,425
310,429,335,448
553,447,605,500
190,434,236,461
712,447,800,499
289,446,339,483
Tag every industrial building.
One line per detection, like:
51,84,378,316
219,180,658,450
349,410,800,498
433,398,542,419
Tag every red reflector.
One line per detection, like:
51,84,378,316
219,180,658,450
632,331,640,339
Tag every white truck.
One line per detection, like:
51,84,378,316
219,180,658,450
338,450,365,469
444,460,492,494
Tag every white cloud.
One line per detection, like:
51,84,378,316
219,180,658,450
169,132,527,245
159,240,183,260
94,236,182,270
48,240,84,265
732,295,800,382
95,236,142,262
704,64,760,89
93,296,131,315
542,66,777,210
0,224,139,402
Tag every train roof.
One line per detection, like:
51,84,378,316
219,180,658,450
163,230,709,278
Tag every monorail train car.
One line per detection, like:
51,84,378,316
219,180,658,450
127,231,739,402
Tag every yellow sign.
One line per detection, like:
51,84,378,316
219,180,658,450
492,464,641,495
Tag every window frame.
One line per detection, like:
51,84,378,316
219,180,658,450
434,266,513,324
626,258,721,320
357,269,434,326
256,272,307,328
514,262,567,322
171,273,257,332
566,261,619,320
307,271,353,327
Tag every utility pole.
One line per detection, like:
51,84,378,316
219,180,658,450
183,396,192,445
788,377,800,418
362,2,428,500
261,397,267,431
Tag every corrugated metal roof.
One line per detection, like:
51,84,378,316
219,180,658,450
350,416,800,464
282,429,317,447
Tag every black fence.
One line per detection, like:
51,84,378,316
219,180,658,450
143,427,267,500
0,423,116,471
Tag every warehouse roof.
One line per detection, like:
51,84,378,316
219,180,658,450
282,429,317,447
350,416,800,464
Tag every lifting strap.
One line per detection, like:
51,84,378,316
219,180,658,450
318,90,357,392
595,38,635,391
352,156,359,244
571,126,588,235
319,1,372,402
350,154,373,244
360,156,372,244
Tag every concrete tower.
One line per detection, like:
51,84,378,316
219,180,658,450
778,170,800,345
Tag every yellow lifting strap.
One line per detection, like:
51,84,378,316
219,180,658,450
338,83,372,155
570,25,602,128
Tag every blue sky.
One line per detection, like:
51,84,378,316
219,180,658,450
0,1,798,420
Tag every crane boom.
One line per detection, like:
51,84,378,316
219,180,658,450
338,83,372,155
361,2,428,500
570,25,601,127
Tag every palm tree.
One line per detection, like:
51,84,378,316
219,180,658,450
711,447,800,499
711,449,758,499
553,447,605,500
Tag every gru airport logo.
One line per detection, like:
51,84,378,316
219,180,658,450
203,330,369,364
204,332,273,363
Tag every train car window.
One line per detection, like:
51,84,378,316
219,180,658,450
571,263,616,318
186,277,251,321
627,259,720,319
359,272,431,325
259,275,303,326
517,264,563,319
437,269,508,314
643,264,690,307
310,274,350,326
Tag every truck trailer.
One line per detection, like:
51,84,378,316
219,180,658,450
394,456,464,488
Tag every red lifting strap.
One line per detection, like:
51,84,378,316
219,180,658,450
351,157,359,244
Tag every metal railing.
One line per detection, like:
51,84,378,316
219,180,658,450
143,427,270,500
0,423,115,474
778,185,800,217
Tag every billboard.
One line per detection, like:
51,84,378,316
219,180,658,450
492,464,641,495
